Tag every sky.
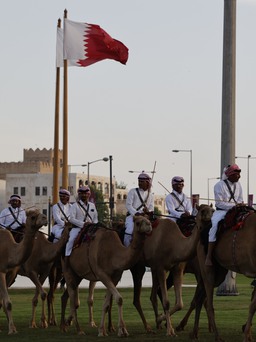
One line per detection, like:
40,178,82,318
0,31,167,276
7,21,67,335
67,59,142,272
1,0,256,203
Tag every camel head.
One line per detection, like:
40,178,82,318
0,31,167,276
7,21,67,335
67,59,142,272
133,215,152,235
25,209,48,232
195,204,214,226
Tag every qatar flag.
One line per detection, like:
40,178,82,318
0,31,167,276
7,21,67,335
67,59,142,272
56,18,129,68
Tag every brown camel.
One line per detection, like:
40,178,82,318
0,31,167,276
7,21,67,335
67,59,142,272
197,205,256,342
88,204,214,336
129,204,213,336
0,209,47,334
15,223,70,328
60,215,152,336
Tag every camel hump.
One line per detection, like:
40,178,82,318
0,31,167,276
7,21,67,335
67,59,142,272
73,223,104,249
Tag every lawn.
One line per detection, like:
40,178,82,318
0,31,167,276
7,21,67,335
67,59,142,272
2,273,255,342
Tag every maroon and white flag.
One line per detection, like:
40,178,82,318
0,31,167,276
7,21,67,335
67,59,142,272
56,18,129,67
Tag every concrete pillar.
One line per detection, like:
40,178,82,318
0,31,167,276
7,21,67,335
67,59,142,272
220,0,236,172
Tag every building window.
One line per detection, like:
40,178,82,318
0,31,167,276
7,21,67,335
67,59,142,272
42,186,47,196
68,186,74,195
104,183,109,195
13,187,18,195
117,194,121,200
98,182,102,192
20,187,26,196
35,187,40,196
42,209,47,216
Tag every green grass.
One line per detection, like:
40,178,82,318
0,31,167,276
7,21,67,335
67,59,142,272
1,273,255,341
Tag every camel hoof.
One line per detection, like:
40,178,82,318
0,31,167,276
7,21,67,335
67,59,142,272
176,324,185,332
48,320,57,326
98,330,108,337
189,331,199,340
108,325,116,333
29,323,37,329
89,321,97,328
60,326,68,333
145,325,155,334
118,327,129,337
77,330,85,335
8,328,17,335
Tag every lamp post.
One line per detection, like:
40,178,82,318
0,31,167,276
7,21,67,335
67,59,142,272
172,149,193,199
87,157,109,185
207,177,220,205
235,155,256,204
109,155,114,222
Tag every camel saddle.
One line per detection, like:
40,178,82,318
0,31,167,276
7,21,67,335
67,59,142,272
217,205,255,238
73,223,102,249
8,225,25,243
176,215,196,237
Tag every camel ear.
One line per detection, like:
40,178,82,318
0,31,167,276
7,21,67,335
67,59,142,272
210,203,213,208
196,204,199,210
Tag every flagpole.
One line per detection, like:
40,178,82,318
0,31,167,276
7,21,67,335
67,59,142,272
52,18,61,204
62,9,68,189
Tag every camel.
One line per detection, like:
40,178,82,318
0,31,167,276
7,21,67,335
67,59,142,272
88,204,214,336
0,209,47,334
197,205,256,342
60,215,152,336
160,256,211,339
128,204,213,336
15,222,70,328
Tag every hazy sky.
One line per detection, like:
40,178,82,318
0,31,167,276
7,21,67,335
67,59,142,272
1,0,256,203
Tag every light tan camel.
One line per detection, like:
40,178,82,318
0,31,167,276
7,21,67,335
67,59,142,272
15,223,70,328
130,204,214,336
60,215,152,336
0,209,47,334
197,206,256,342
88,204,214,336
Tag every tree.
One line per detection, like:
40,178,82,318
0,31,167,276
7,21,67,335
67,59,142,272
90,185,109,223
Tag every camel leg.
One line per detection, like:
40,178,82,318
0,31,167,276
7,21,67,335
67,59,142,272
60,288,69,332
130,263,153,333
169,264,184,315
67,284,84,335
99,276,129,337
87,281,97,328
197,246,224,342
107,294,116,333
98,289,112,336
0,273,17,334
188,283,206,339
47,263,59,326
150,268,176,337
243,287,256,342
28,273,48,328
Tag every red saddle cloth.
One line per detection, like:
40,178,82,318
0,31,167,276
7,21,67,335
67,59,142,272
73,223,99,249
218,205,255,234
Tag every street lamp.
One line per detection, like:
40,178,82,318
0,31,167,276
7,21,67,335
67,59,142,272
207,177,220,205
172,149,192,199
235,155,256,204
109,155,114,222
87,157,109,185
67,164,87,173
128,170,156,174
